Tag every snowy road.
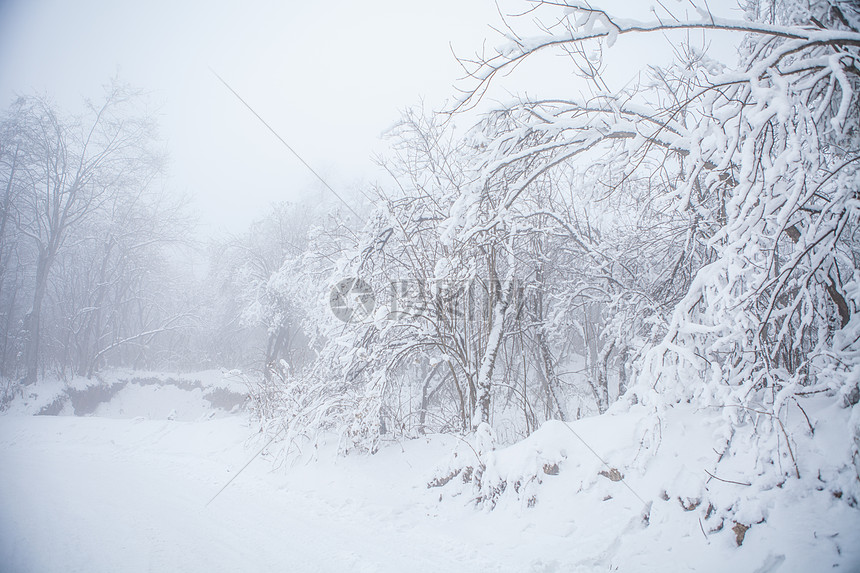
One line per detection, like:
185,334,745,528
0,416,553,573
2,411,859,572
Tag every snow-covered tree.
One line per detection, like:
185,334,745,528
446,0,860,498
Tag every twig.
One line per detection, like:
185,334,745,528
698,517,709,541
704,469,751,486
791,397,814,435
713,404,801,479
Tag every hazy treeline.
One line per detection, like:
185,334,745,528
0,87,193,382
0,83,330,383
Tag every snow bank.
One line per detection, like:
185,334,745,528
2,369,248,421
429,399,860,570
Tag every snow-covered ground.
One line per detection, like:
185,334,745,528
1,375,858,572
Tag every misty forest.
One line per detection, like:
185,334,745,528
2,1,860,571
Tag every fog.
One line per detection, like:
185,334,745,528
0,0,501,235
0,0,743,236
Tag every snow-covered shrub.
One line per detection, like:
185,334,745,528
419,0,860,529
430,411,650,509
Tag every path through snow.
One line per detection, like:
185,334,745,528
1,395,858,572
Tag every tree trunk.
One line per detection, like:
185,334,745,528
23,247,52,384
474,278,512,427
617,345,629,397
417,361,445,434
537,329,566,421
0,145,19,278
595,340,614,413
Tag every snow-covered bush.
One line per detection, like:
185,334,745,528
422,0,860,519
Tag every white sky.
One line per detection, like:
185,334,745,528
0,0,743,238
